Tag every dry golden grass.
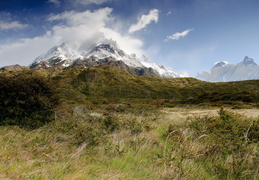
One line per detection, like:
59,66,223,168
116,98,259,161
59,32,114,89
0,106,258,179
163,107,259,121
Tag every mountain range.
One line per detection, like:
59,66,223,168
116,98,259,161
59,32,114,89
1,40,259,82
197,56,259,82
28,40,180,78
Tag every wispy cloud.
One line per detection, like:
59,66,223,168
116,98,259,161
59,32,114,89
48,0,61,7
47,9,112,26
0,21,28,31
128,9,159,33
74,0,109,5
166,28,194,41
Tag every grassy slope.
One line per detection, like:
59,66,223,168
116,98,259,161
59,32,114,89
3,66,259,106
0,66,258,179
46,66,259,107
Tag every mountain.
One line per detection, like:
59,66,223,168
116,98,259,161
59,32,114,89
30,42,82,69
140,55,180,78
29,40,180,78
197,56,259,82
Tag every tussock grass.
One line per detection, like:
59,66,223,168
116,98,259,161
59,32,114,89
0,106,258,179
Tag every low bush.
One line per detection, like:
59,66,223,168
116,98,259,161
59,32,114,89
0,74,59,128
162,108,258,179
188,108,258,144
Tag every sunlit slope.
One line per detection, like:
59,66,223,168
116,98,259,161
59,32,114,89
50,66,259,105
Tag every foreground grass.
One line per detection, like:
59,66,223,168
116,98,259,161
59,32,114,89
0,106,258,179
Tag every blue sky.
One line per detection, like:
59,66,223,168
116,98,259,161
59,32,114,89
0,0,259,76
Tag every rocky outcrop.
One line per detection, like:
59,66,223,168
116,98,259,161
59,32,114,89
30,58,71,70
0,64,28,71
70,57,161,77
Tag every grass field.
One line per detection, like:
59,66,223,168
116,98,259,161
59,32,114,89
0,106,258,179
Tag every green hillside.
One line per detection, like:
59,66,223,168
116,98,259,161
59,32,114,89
2,65,259,108
0,66,258,179
49,66,259,107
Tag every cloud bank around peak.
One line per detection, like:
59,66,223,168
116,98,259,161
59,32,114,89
166,28,194,41
128,9,159,33
0,8,144,67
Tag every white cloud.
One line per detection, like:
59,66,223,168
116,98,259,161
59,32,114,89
0,8,144,67
48,0,61,7
100,28,143,56
47,8,144,55
166,28,194,40
128,9,159,33
0,21,28,30
0,34,57,66
48,8,112,27
74,0,109,5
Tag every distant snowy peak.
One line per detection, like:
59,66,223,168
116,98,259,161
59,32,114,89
30,40,180,78
238,56,257,66
197,56,259,82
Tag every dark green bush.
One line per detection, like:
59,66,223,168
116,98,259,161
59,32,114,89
0,74,59,128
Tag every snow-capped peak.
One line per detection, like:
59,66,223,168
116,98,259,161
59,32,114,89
197,56,259,82
238,56,257,66
33,42,81,63
213,61,229,68
31,39,180,78
85,40,144,67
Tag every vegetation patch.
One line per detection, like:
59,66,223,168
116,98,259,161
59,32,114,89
0,74,59,128
0,67,258,179
162,108,258,179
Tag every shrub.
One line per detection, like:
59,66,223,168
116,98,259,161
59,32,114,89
186,108,258,178
188,108,258,144
161,108,258,179
0,74,59,128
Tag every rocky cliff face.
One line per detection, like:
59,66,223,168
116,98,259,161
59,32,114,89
69,57,160,77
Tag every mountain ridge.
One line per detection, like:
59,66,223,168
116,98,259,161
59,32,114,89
197,56,259,82
29,40,180,78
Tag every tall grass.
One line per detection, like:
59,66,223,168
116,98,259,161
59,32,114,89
0,105,257,179
162,108,258,179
